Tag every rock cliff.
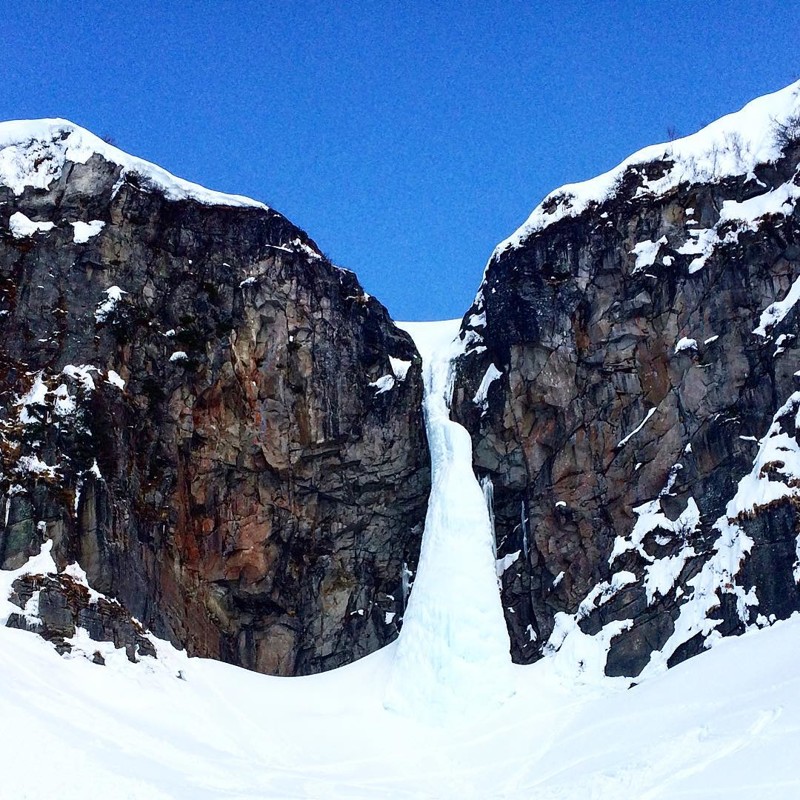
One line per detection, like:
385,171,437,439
0,121,428,675
5,81,800,684
451,81,800,677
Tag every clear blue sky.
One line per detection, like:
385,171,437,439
1,2,798,320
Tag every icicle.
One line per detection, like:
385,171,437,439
521,500,529,560
401,561,413,610
74,477,84,515
481,475,497,560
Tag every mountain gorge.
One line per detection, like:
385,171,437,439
1,79,800,693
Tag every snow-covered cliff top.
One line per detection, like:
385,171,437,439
0,118,268,209
494,80,800,256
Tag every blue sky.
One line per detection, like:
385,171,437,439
1,2,798,320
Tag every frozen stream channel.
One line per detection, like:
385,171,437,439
385,320,514,722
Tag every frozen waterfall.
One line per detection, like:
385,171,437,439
384,320,514,723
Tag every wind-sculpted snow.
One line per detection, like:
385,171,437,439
385,320,513,722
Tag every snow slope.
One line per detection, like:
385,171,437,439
3,87,800,795
494,79,800,254
5,319,795,799
0,595,798,798
0,119,267,208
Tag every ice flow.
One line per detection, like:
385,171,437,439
384,321,514,723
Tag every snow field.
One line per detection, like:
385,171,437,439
1,606,798,798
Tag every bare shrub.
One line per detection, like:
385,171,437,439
772,112,800,149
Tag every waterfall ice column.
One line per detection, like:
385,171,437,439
384,321,514,723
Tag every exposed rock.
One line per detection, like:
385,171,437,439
0,121,428,675
452,84,800,675
7,571,156,662
5,86,800,686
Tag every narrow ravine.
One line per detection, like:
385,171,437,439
384,320,514,723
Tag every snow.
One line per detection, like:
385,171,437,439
389,356,411,381
674,336,698,354
493,80,800,255
576,571,637,619
631,392,800,678
16,371,48,424
724,390,800,516
292,237,323,260
397,318,462,363
95,285,126,323
472,363,502,410
52,383,76,416
547,613,633,686
16,454,58,478
368,357,413,394
0,119,267,209
368,374,395,394
754,273,800,336
106,370,125,390
61,364,98,391
644,544,697,604
616,407,656,449
640,517,757,679
169,351,188,363
610,497,701,565
0,604,796,799
2,313,800,794
773,333,794,357
387,319,513,723
496,550,520,577
631,235,667,271
8,210,54,238
0,541,57,625
62,562,103,603
70,219,105,243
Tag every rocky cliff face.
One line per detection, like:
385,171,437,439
451,82,800,677
0,121,428,675
5,83,800,685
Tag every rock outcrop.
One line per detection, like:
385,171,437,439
0,121,428,675
7,570,157,663
451,81,800,677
